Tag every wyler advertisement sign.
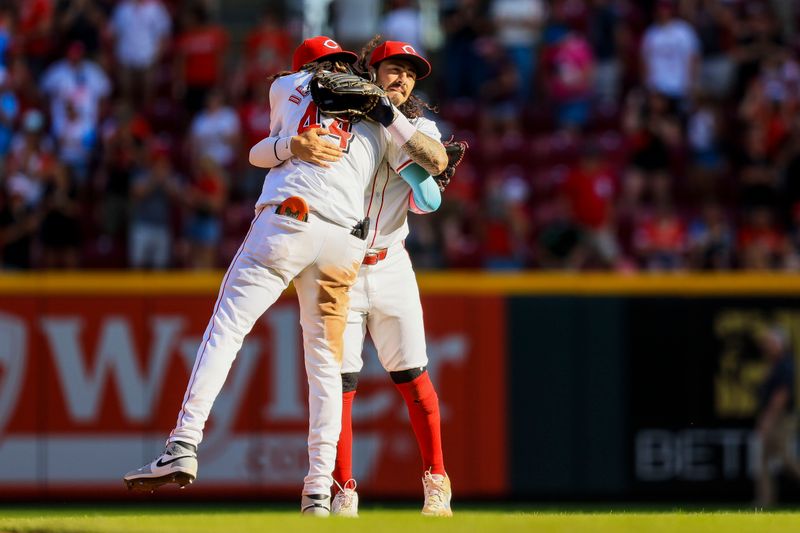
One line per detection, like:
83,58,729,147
629,298,800,500
0,290,507,499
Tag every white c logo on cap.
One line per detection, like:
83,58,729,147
402,45,416,55
324,39,339,49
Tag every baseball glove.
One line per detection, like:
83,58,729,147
434,139,469,192
310,71,385,123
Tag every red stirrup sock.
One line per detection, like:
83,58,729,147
395,372,445,475
333,390,356,485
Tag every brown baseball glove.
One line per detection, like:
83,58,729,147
434,139,469,192
309,71,385,123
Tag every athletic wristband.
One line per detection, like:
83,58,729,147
386,113,416,146
275,136,293,161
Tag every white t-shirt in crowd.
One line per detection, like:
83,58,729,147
382,8,424,55
58,113,96,166
110,0,171,68
40,60,111,136
190,107,241,168
333,0,380,44
642,19,700,98
491,0,546,47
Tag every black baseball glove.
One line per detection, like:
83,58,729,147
309,71,386,123
434,139,469,192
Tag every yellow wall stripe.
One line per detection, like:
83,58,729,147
1,271,800,296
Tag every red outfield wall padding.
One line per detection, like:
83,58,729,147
0,293,507,500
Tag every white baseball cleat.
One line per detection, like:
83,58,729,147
123,441,198,492
301,494,331,516
331,479,359,517
421,470,453,517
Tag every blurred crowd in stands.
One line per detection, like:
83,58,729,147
1,0,799,271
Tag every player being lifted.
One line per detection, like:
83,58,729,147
124,36,448,516
253,39,460,517
335,41,457,518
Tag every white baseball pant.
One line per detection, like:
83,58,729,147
169,206,366,495
341,242,429,373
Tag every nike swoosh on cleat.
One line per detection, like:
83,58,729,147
155,456,193,467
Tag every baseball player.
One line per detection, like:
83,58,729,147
124,35,447,516
254,41,454,517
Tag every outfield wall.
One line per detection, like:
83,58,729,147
1,272,799,501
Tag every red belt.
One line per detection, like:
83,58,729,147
362,248,388,265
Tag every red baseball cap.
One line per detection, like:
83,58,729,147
292,36,358,72
369,41,431,80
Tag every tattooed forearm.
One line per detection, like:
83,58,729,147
402,131,448,176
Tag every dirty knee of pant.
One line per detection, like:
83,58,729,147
316,263,359,364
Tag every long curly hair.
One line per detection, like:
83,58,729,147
355,35,437,120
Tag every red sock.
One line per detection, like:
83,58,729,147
333,390,356,485
395,372,445,475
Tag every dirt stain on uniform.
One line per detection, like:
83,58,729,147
317,261,360,364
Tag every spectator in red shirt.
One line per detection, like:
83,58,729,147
739,72,792,161
238,86,270,154
633,202,687,271
562,143,620,268
18,0,54,77
442,207,483,268
237,85,270,199
482,165,531,269
738,206,788,270
173,3,229,114
237,9,291,97
6,55,40,113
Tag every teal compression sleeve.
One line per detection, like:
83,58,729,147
399,163,441,213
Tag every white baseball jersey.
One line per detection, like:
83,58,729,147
257,71,410,227
341,117,441,374
363,116,441,250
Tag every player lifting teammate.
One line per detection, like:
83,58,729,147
122,35,444,515
334,40,455,517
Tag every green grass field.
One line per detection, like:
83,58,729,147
2,506,800,533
